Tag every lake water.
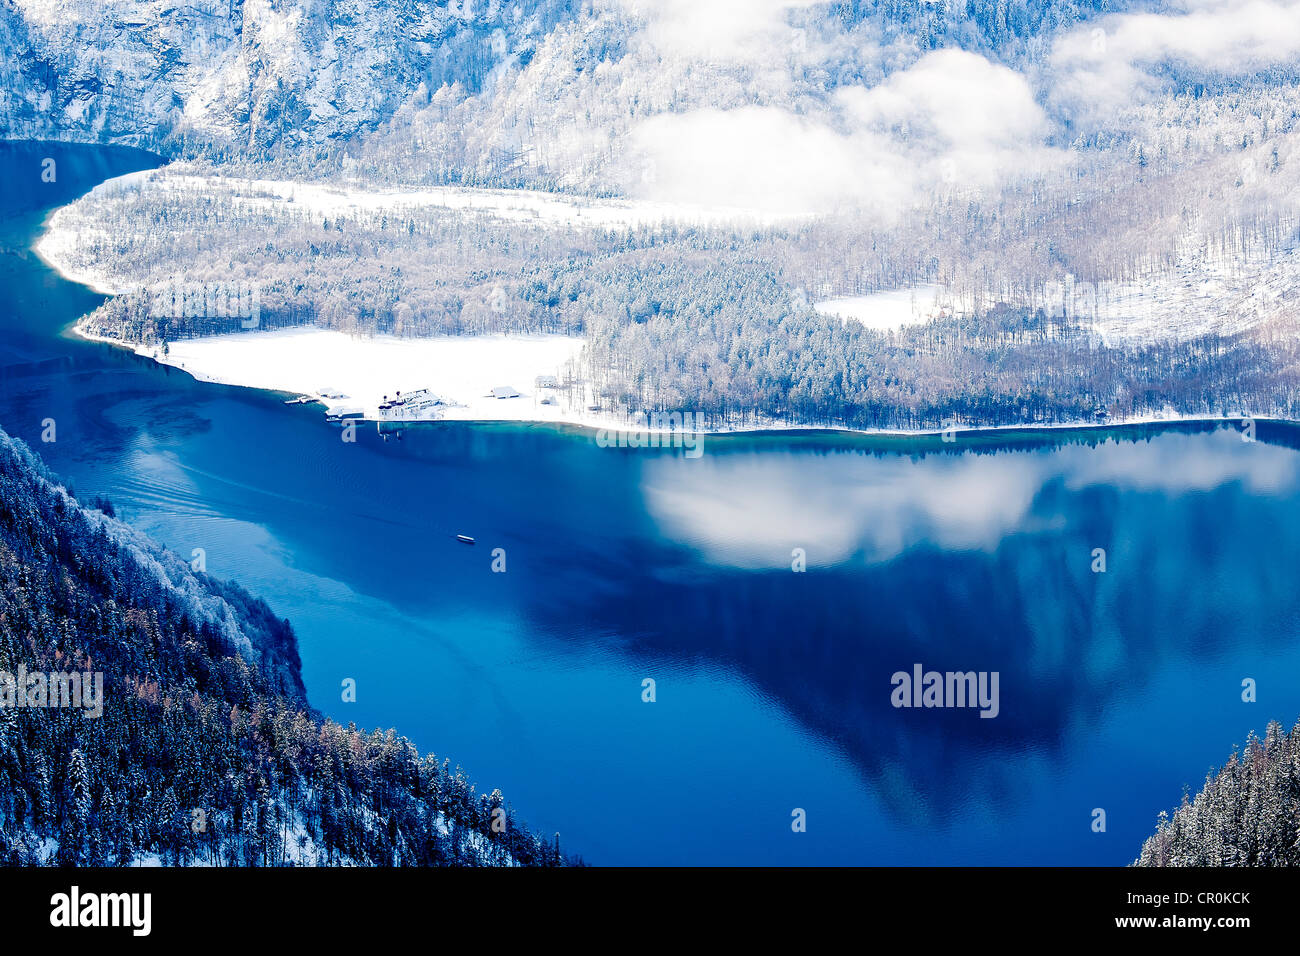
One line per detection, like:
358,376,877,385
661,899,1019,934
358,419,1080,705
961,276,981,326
4,141,1300,865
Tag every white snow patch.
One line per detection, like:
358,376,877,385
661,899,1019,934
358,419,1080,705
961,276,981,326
813,285,955,331
114,326,589,424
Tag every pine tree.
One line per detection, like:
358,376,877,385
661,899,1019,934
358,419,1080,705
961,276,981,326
57,748,92,865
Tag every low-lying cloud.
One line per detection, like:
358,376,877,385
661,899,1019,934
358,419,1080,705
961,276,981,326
628,0,822,62
629,49,1059,219
1051,0,1300,117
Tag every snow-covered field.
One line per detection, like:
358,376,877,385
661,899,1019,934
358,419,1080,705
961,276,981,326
1080,241,1300,345
35,176,149,294
813,240,1300,343
109,326,590,424
814,285,957,331
42,164,792,250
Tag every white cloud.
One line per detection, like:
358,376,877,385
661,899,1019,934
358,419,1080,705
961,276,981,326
1051,0,1300,116
628,49,1059,219
1060,431,1299,494
640,430,1298,571
640,451,1047,569
837,49,1055,188
626,0,821,63
629,106,914,220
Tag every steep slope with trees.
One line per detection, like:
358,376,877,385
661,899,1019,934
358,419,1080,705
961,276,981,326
0,426,571,866
1136,719,1300,866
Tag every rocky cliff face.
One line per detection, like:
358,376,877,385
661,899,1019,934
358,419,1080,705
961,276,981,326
0,0,557,155
1,0,1128,189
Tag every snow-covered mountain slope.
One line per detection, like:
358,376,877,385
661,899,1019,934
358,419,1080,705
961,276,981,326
1,0,1130,181
8,0,1292,208
0,0,564,153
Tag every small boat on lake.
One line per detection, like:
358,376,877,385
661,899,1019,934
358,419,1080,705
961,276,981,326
455,534,476,545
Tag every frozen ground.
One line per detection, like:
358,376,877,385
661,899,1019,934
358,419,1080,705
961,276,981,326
113,326,589,424
814,285,956,331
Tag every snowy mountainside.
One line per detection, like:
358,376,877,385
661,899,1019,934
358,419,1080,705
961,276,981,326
0,0,566,154
7,0,1299,207
1,0,1136,180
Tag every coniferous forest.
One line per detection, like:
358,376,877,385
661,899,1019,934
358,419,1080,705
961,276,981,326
1136,720,1300,868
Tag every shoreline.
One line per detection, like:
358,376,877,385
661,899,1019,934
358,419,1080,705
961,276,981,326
37,165,1296,443
35,188,145,295
36,178,1293,443
69,324,1287,442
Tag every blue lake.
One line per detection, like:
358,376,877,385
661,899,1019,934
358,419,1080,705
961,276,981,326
3,141,1300,865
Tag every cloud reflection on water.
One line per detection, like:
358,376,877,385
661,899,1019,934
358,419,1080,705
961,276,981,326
641,429,1299,570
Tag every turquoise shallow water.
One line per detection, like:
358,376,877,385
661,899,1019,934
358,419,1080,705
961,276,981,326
4,141,1300,864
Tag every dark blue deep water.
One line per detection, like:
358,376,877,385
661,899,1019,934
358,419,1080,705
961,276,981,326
4,141,1300,865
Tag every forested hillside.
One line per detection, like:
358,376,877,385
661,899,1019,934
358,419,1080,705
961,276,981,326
60,165,1300,431
0,426,571,866
18,0,1300,430
1136,719,1300,867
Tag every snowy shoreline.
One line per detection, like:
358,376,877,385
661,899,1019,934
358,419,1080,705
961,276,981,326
73,324,604,424
36,169,1293,441
70,324,1282,441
